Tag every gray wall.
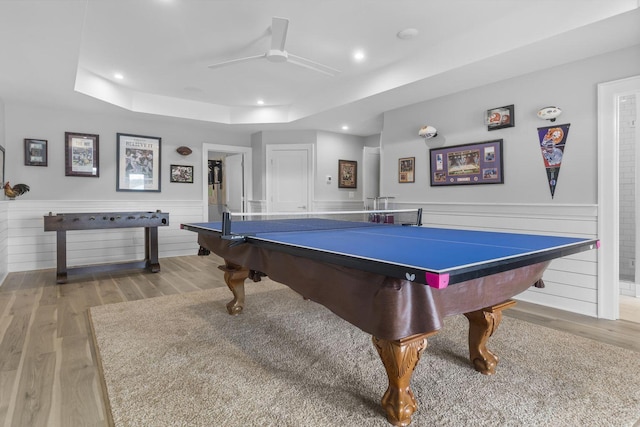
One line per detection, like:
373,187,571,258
380,45,640,205
4,103,250,201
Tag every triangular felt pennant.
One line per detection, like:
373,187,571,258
537,124,570,199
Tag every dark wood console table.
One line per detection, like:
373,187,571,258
44,211,169,284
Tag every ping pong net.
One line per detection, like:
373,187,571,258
220,208,422,240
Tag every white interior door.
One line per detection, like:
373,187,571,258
225,153,244,212
267,145,311,213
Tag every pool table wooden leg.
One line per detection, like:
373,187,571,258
464,300,516,375
372,332,435,426
218,260,249,315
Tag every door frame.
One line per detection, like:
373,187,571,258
201,143,252,220
265,143,313,213
597,75,640,319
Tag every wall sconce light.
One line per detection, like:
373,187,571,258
418,125,438,139
536,106,562,122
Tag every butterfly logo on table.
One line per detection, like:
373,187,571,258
405,273,416,281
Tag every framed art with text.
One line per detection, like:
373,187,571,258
24,138,48,166
116,133,161,192
338,159,357,188
430,139,503,186
398,157,415,183
65,132,99,177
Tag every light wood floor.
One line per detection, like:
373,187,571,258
1,255,639,427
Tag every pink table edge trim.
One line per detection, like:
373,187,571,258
425,272,449,289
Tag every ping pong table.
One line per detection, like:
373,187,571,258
181,212,598,426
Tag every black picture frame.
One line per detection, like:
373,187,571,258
338,159,357,188
24,138,48,166
170,164,194,183
116,133,161,192
430,139,504,186
486,104,515,130
65,132,99,177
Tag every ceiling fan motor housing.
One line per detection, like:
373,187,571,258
266,50,288,62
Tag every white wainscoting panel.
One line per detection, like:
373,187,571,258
5,199,602,318
0,202,8,285
8,200,205,273
398,202,600,317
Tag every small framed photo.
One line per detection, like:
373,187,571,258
170,164,194,183
65,132,99,177
117,133,161,192
486,104,514,130
338,159,357,188
399,157,415,183
24,138,48,166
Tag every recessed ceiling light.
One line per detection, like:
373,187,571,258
397,28,419,40
353,50,365,62
257,99,265,105
114,73,124,80
341,125,349,131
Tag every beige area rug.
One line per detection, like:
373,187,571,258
89,281,640,427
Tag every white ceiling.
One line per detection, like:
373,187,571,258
1,0,639,136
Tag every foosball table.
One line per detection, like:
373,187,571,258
44,210,169,284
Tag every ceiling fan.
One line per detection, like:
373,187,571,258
208,17,340,77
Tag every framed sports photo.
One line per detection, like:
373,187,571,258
65,132,99,177
170,164,194,183
486,105,514,131
338,159,357,188
430,139,504,186
116,133,161,192
399,157,415,183
25,138,48,166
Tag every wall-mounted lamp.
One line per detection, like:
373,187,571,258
418,125,438,140
536,106,562,122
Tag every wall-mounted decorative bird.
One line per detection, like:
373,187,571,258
3,182,30,199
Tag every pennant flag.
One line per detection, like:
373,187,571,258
537,123,570,198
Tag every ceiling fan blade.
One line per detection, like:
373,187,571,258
208,54,265,70
288,53,341,77
270,17,289,52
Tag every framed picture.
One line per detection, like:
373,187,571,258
338,159,357,188
24,138,48,166
430,139,504,186
65,132,99,177
398,157,415,183
116,133,161,192
486,104,514,130
170,164,194,183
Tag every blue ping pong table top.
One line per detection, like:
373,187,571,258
181,219,598,289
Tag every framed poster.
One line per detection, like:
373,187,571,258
24,138,48,166
398,157,415,183
170,164,193,183
338,159,357,188
65,132,99,177
430,139,504,186
116,133,161,192
486,105,514,131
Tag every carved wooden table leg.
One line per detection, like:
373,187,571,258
463,300,516,375
218,261,249,315
372,332,435,426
